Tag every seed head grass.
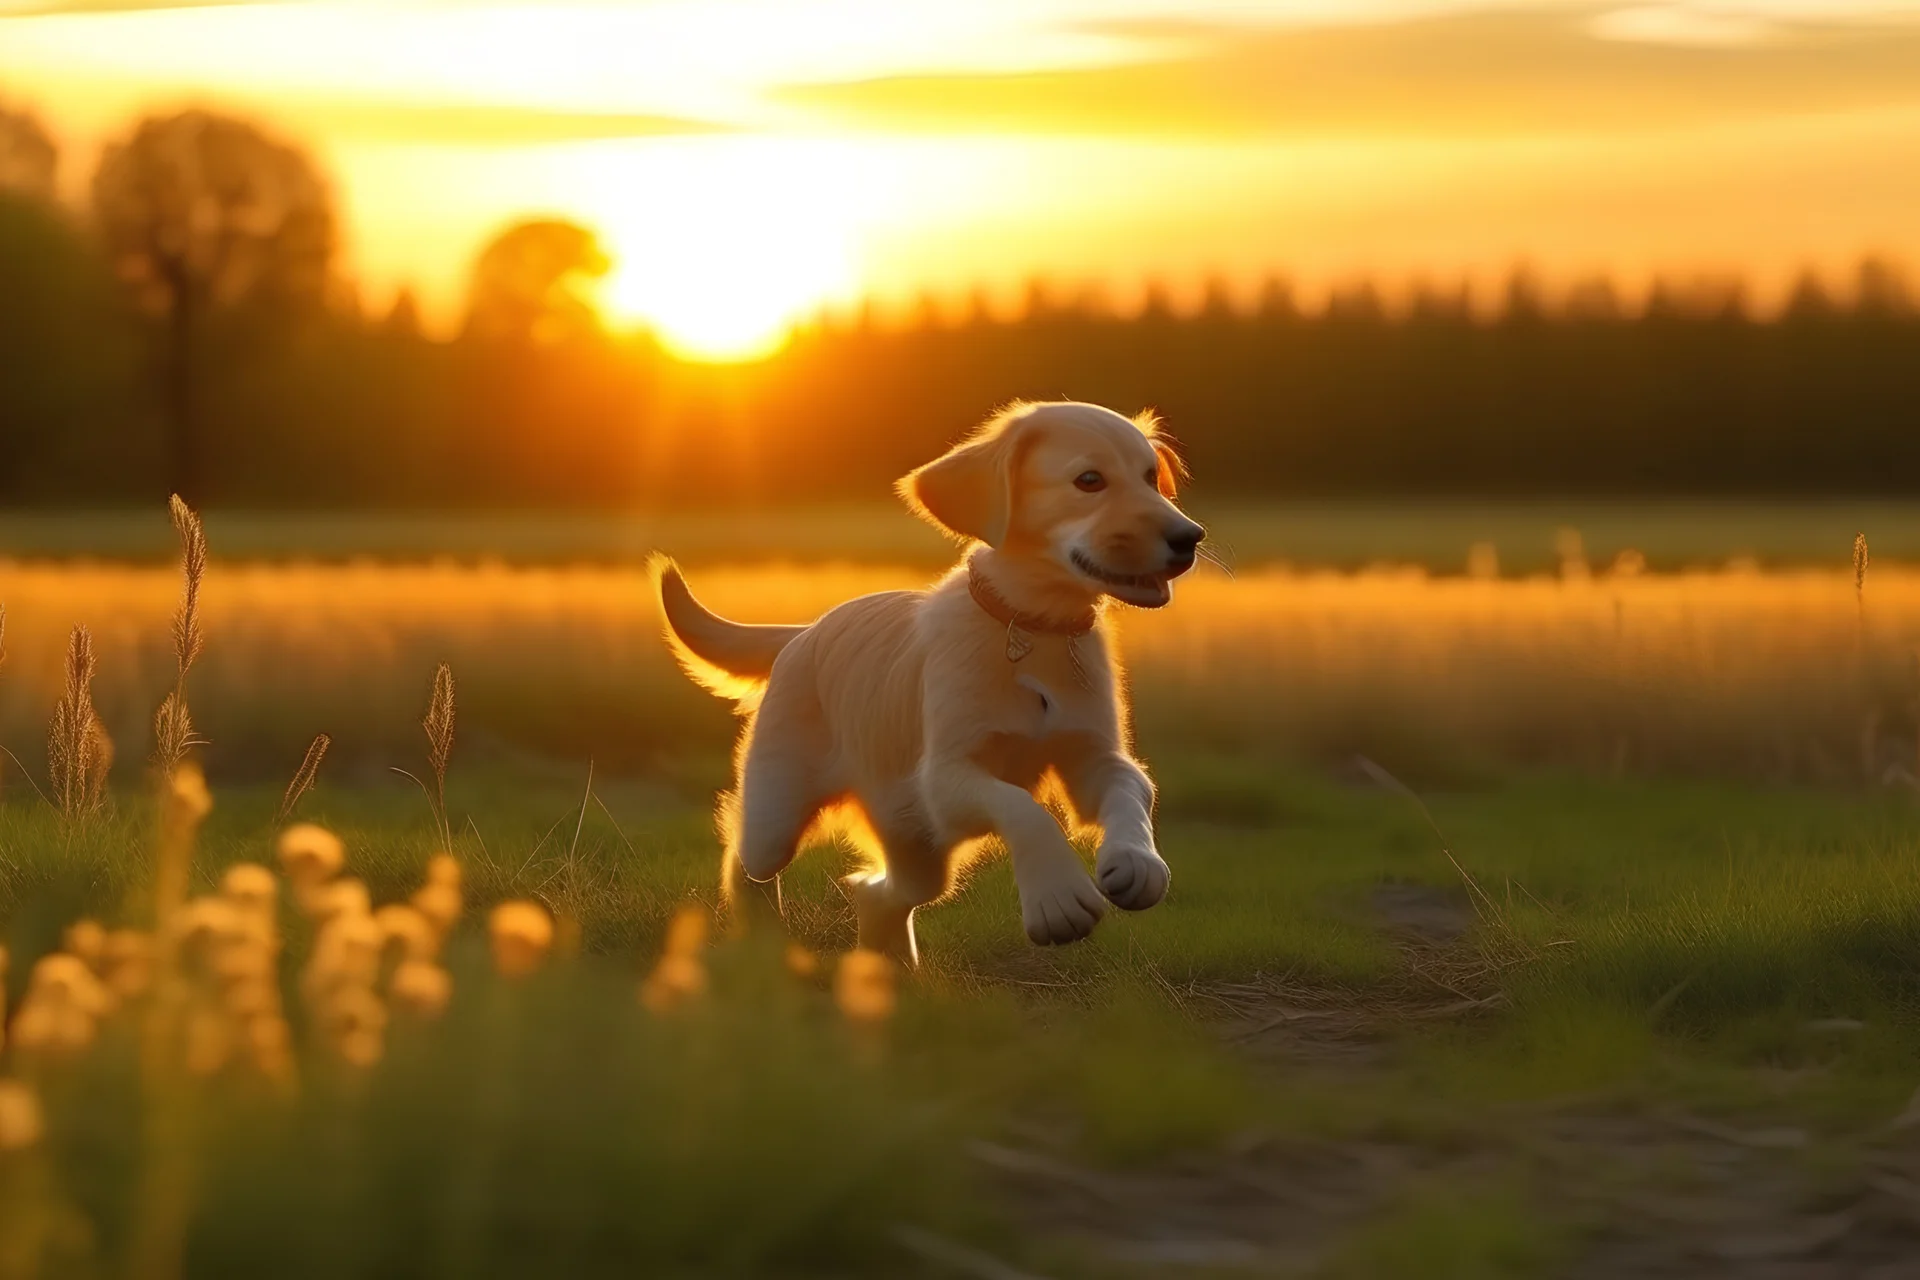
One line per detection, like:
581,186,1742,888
275,732,330,825
152,494,208,779
46,624,110,824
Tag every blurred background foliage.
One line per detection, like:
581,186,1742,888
3,102,1918,511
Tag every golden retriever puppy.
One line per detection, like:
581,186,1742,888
653,401,1205,964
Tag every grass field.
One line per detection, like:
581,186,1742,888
4,515,1920,1276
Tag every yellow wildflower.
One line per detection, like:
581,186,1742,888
318,986,387,1066
784,943,820,979
171,898,240,955
373,904,438,962
9,1003,95,1054
101,930,152,1001
488,901,553,977
29,954,112,1019
640,954,706,1014
411,881,462,938
221,863,279,919
307,877,371,924
62,919,106,968
302,913,383,1003
834,949,897,1023
0,1080,44,1151
338,1029,384,1068
640,904,712,1013
663,904,708,957
168,763,212,823
277,823,345,886
390,960,453,1017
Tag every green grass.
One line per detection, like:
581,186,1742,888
5,758,1920,1276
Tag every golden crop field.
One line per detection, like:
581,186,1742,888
3,556,1916,789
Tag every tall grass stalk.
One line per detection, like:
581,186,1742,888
1855,532,1871,617
275,732,332,825
152,495,207,778
396,663,457,849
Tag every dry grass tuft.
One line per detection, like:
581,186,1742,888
48,625,111,823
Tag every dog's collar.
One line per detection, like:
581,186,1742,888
966,555,1098,637
966,554,1097,688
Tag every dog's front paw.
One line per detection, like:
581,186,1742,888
1018,872,1107,946
1095,842,1170,911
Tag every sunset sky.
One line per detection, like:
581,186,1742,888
3,0,1919,357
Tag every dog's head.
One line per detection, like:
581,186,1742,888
899,401,1205,608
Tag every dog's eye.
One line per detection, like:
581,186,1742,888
1074,471,1106,493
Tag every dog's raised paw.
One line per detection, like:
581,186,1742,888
1019,874,1107,946
1095,843,1170,911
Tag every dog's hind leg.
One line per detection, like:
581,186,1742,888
842,787,950,966
721,677,832,931
722,843,785,929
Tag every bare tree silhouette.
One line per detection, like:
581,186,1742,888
463,219,609,346
91,109,335,502
0,103,56,202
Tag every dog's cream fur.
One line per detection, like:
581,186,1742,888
653,401,1205,964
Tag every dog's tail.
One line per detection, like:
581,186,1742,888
650,555,805,702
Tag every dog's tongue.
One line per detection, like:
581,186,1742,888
1124,576,1173,608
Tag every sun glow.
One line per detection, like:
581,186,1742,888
598,202,851,362
573,137,871,361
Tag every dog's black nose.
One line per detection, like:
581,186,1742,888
1166,526,1204,558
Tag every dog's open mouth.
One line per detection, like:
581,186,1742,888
1069,549,1181,608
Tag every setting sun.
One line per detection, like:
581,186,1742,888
587,139,863,361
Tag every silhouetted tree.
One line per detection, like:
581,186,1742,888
0,103,56,201
1501,265,1547,324
1856,257,1913,318
1563,275,1623,323
1253,275,1301,323
382,287,424,339
1783,269,1838,323
0,192,144,500
91,109,336,502
463,219,608,346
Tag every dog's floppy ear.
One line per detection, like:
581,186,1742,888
898,407,1030,546
1135,409,1187,500
1152,441,1186,499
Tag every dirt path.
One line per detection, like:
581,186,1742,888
966,886,1920,1277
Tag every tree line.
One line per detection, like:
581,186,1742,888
3,102,1918,509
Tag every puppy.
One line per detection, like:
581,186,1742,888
653,401,1204,964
